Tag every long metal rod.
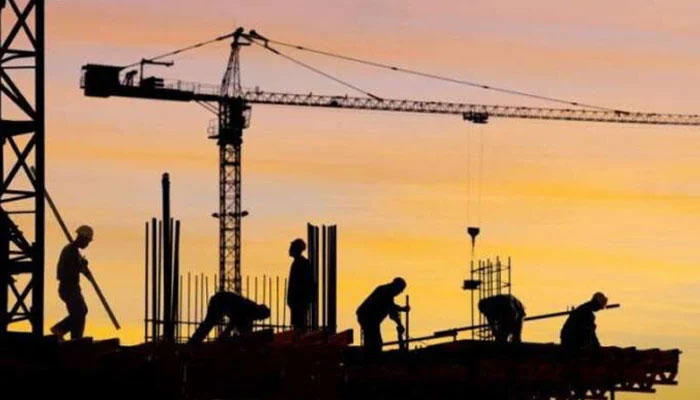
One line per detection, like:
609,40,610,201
434,304,621,338
162,174,172,340
31,167,120,329
151,218,157,340
144,222,148,340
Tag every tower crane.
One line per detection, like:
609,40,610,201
80,28,700,299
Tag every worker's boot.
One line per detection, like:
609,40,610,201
50,324,66,341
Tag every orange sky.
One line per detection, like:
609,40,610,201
24,1,700,398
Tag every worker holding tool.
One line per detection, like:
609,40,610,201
356,277,409,359
286,238,313,333
560,292,608,351
188,291,270,345
478,294,526,343
50,225,94,340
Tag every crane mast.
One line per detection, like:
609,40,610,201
213,29,250,294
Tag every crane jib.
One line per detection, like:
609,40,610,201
81,64,700,126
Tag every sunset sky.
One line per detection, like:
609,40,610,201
31,1,700,398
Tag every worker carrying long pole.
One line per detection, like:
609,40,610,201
356,277,410,359
50,225,94,340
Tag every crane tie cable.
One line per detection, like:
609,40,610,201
123,31,238,69
250,40,384,100
256,36,627,113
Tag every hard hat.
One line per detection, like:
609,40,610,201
591,292,608,308
290,238,306,252
392,277,406,289
76,225,94,240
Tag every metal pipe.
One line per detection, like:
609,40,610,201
276,276,279,331
162,174,173,341
194,274,199,326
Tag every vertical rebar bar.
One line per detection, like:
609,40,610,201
276,276,279,332
157,219,162,339
255,276,258,302
173,220,181,341
268,276,272,325
151,218,157,341
194,274,199,327
262,274,267,311
205,275,209,340
144,221,149,342
200,273,204,327
188,272,191,338
179,274,183,342
322,225,327,329
246,276,250,299
283,278,288,328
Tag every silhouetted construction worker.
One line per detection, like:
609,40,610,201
479,294,526,343
50,225,94,340
560,292,608,350
356,277,409,358
286,238,313,332
188,291,270,345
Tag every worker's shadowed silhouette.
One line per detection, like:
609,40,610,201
356,277,409,359
188,291,270,345
478,294,526,343
560,292,608,351
287,238,313,333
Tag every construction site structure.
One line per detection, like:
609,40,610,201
0,330,680,400
0,0,46,336
463,257,512,340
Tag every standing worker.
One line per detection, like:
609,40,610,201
188,291,270,345
286,238,313,332
50,225,94,340
478,294,526,343
560,292,608,350
356,277,409,359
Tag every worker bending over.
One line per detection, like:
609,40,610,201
478,294,526,343
560,292,608,350
286,238,313,332
356,277,409,359
188,291,270,345
50,225,94,340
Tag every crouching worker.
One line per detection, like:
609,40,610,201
356,277,409,359
560,292,608,351
478,294,526,343
188,291,270,345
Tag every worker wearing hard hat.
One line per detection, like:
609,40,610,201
50,225,94,340
560,292,608,351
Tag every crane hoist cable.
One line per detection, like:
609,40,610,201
466,125,485,260
251,35,627,113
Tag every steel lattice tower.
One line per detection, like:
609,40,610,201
215,31,249,294
0,0,46,336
